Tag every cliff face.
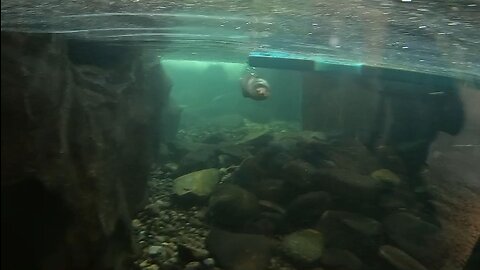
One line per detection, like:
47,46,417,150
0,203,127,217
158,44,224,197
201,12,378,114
1,32,170,270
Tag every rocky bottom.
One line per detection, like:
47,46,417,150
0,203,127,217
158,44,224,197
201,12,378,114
131,118,479,270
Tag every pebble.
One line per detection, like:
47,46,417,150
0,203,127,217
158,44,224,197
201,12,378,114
203,257,215,267
145,264,159,270
132,219,142,229
148,245,164,255
184,261,202,270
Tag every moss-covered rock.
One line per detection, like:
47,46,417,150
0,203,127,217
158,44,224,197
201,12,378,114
282,229,325,265
173,168,220,203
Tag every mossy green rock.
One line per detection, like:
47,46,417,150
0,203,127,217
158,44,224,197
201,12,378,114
173,168,220,198
282,229,324,265
371,169,402,186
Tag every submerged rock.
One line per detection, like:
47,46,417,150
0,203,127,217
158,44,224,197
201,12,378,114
180,145,218,173
282,159,318,190
286,191,331,228
320,249,363,270
281,229,325,265
313,169,383,203
383,212,444,265
318,211,382,258
207,184,259,229
206,229,276,270
173,168,220,203
371,169,402,186
379,245,428,270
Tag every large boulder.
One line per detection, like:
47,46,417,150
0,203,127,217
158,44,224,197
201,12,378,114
1,33,168,270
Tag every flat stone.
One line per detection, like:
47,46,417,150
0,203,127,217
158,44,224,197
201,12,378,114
371,169,402,186
173,168,220,200
379,245,428,270
383,212,444,264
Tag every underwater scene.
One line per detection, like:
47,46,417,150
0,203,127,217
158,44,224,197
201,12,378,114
1,1,480,270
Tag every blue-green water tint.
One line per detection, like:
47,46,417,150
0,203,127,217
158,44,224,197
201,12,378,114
2,0,479,80
2,2,480,270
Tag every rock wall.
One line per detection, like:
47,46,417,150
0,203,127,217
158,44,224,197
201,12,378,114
1,32,170,270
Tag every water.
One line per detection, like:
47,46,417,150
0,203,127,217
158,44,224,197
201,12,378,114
2,1,480,270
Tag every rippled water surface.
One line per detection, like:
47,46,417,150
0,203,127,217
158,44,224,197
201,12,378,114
2,0,479,78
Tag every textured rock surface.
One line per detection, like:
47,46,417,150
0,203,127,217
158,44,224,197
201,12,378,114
1,32,169,270
281,229,325,265
206,229,276,270
173,168,220,198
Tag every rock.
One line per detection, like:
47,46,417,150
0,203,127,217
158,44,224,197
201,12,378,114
312,169,383,203
233,157,269,188
164,162,179,173
250,178,289,203
206,229,276,270
371,169,402,186
247,211,286,235
148,245,164,256
177,244,209,261
379,245,428,270
2,33,168,269
281,229,324,265
217,144,251,161
236,126,273,146
180,146,218,173
207,184,259,229
340,216,383,237
132,219,142,229
320,249,363,270
203,258,215,267
184,261,202,270
318,211,382,258
383,212,444,265
146,264,160,270
258,200,286,215
286,191,331,228
282,159,317,190
173,168,220,204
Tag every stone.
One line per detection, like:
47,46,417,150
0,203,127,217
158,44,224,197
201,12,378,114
250,178,289,203
282,159,317,190
132,219,142,229
281,229,324,265
148,245,164,255
379,245,428,270
371,169,402,186
286,191,331,228
180,146,218,173
312,169,383,203
145,264,160,270
318,211,382,258
177,244,209,261
207,184,259,229
184,261,202,270
206,229,276,270
173,168,221,203
1,33,168,270
320,249,363,270
203,258,215,267
383,212,445,265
